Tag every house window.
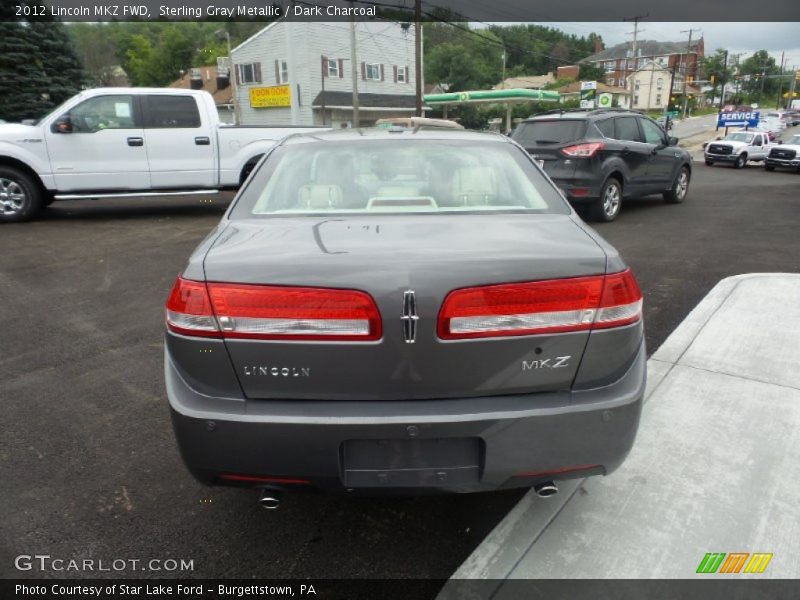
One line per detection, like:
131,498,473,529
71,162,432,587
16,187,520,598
634,80,640,91
327,59,339,78
366,63,381,81
619,77,626,88
606,77,615,87
279,60,288,84
657,78,664,90
237,63,261,85
634,95,639,105
605,61,615,72
655,94,662,106
397,66,407,83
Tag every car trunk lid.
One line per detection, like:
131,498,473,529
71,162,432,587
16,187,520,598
201,214,608,401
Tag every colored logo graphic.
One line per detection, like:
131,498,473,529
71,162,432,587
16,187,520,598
696,552,773,574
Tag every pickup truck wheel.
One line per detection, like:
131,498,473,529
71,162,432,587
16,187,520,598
664,166,690,204
704,159,714,166
0,167,42,223
590,178,622,222
734,153,747,169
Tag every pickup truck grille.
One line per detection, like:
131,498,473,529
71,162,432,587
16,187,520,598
769,148,797,160
707,144,733,155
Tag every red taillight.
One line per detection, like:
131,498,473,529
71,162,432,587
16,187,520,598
166,276,381,341
561,142,605,157
438,269,642,340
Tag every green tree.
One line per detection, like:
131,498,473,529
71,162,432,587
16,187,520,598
700,49,731,103
0,4,50,120
738,50,779,102
578,63,607,83
30,15,85,106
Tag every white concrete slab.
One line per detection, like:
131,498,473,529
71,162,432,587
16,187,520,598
442,274,800,591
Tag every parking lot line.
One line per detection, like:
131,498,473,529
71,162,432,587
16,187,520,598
441,274,800,590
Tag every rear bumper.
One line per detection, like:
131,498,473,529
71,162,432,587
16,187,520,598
550,178,602,203
166,340,646,493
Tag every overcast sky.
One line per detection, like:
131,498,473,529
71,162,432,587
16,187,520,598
539,22,800,68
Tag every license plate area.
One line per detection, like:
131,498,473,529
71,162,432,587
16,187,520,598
342,438,482,488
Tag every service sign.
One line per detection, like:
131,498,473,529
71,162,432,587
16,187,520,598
250,85,291,108
718,111,760,128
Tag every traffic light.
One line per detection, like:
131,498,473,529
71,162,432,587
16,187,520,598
710,75,716,85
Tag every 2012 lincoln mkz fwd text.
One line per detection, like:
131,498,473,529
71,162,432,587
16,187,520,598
164,126,645,503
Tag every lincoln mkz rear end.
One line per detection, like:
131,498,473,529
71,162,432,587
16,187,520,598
164,129,646,498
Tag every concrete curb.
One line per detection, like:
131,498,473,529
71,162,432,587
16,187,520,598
441,274,800,591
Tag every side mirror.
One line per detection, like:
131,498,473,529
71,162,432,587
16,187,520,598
668,136,679,146
51,115,73,134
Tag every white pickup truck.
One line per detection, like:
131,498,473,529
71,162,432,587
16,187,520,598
765,134,800,172
0,88,321,222
704,130,774,169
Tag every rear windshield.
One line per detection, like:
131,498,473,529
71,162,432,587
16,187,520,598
512,120,587,146
230,139,570,218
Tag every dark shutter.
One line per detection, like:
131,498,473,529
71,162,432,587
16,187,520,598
393,65,397,83
405,65,409,83
380,64,384,81
234,65,240,85
338,58,344,79
361,62,366,81
254,62,262,83
321,55,328,78
274,60,280,84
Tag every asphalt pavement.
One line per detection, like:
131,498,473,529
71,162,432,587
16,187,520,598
1,162,798,583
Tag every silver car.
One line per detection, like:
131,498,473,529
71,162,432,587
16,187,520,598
165,128,645,503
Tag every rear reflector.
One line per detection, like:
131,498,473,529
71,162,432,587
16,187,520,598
219,473,311,485
438,269,642,340
166,277,381,341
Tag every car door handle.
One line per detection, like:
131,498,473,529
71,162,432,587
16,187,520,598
127,137,143,147
194,137,210,146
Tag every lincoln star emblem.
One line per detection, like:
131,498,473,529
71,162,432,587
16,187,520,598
401,290,419,344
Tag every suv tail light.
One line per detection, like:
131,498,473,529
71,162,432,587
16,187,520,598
438,269,642,340
166,277,382,341
561,142,605,157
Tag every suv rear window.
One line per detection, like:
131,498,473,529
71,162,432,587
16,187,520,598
512,120,587,146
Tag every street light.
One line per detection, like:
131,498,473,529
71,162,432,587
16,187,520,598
216,29,240,124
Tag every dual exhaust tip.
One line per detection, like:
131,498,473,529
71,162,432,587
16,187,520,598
257,481,558,507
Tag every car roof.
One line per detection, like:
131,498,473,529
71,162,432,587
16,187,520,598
280,127,509,145
522,108,645,122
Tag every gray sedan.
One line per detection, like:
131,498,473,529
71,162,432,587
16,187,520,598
164,128,645,505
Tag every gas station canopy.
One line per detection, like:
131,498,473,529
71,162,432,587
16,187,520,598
423,88,561,130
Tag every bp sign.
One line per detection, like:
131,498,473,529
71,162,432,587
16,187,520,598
598,93,613,108
580,81,597,109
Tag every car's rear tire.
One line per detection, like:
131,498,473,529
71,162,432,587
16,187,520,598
0,167,43,223
663,166,690,204
734,153,747,169
590,177,622,222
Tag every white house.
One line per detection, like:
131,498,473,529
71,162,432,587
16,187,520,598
629,61,677,111
230,20,418,127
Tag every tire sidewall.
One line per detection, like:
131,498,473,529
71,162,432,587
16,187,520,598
0,167,42,223
735,154,747,169
594,178,622,222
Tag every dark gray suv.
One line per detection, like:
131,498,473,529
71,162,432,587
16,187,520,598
512,108,693,221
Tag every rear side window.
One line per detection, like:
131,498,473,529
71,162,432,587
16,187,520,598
512,120,587,146
594,119,615,138
144,95,201,128
615,117,642,142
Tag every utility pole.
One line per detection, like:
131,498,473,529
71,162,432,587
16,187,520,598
414,0,422,116
718,49,728,110
349,13,360,127
623,14,647,97
775,51,785,108
320,55,327,127
501,48,507,89
680,28,698,119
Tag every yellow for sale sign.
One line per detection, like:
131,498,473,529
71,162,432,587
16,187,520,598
250,85,291,108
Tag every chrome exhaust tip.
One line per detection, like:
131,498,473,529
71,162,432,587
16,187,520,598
258,490,281,510
534,481,558,498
